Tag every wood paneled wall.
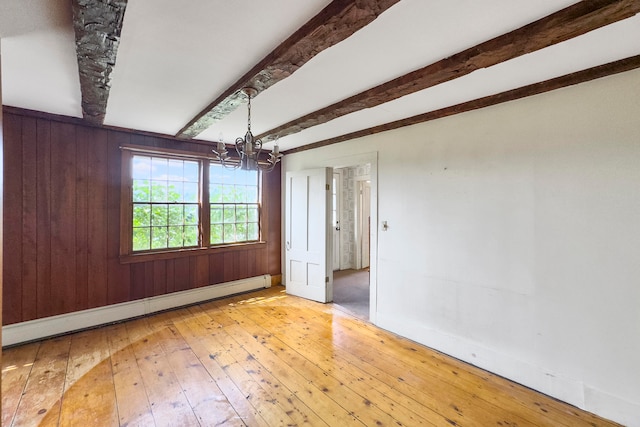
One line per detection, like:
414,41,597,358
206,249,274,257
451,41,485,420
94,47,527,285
2,107,281,326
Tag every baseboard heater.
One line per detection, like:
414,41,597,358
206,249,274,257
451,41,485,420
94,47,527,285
2,275,271,347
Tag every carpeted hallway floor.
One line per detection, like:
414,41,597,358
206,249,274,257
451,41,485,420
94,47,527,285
333,268,370,320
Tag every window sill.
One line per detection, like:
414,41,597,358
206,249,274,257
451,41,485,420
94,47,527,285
120,241,267,264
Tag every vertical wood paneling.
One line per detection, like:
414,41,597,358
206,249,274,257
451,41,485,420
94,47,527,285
223,252,235,283
130,264,146,301
75,126,90,310
21,116,38,321
87,127,109,308
247,249,257,278
3,114,23,324
3,109,281,325
107,131,131,305
189,256,197,289
166,259,175,293
174,258,190,292
209,253,224,285
153,260,167,296
50,122,77,315
234,250,247,280
195,255,209,288
36,119,52,319
144,261,154,297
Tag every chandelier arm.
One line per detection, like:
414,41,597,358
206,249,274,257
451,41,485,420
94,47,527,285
221,156,241,170
235,136,245,158
256,162,276,172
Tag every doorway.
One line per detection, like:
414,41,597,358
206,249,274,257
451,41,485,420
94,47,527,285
332,163,371,320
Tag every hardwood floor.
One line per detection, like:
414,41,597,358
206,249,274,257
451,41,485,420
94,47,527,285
2,286,620,427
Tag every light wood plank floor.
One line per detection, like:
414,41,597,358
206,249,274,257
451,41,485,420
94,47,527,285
2,286,621,427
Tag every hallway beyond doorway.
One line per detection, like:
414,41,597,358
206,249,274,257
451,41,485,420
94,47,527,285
333,268,369,320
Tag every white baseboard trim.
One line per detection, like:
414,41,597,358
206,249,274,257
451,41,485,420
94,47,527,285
2,275,271,347
376,312,640,427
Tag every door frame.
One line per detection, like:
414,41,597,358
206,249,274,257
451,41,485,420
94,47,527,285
283,152,378,323
332,170,343,271
355,177,371,270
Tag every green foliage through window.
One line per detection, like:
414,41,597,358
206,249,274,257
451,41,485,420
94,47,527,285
129,153,262,253
210,164,260,245
132,155,200,251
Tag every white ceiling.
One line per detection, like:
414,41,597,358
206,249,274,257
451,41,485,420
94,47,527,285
2,0,639,152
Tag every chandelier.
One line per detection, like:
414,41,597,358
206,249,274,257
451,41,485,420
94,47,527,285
213,87,282,172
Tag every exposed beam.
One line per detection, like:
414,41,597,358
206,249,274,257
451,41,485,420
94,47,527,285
72,0,128,125
175,0,400,139
284,55,640,154
260,0,640,142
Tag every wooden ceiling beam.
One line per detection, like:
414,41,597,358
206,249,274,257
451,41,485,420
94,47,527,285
175,0,400,139
284,55,640,154
72,0,128,125
259,0,640,142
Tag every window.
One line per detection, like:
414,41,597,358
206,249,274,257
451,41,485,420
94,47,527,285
209,165,260,244
131,155,201,251
121,147,263,258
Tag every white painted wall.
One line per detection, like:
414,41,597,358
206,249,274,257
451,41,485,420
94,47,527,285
282,68,640,426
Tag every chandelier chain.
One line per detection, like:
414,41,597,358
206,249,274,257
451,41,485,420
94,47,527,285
247,92,252,132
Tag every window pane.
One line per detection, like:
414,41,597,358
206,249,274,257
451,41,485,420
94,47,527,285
184,182,198,203
184,205,198,225
247,185,258,203
222,185,234,203
168,226,183,248
244,170,258,186
152,205,168,226
223,224,235,243
211,224,223,244
247,222,259,241
236,205,247,222
223,206,235,223
151,157,168,180
151,227,168,249
133,180,150,202
184,226,198,246
168,205,184,225
167,182,183,202
167,159,183,181
234,185,247,203
210,184,223,203
132,156,151,179
211,206,223,223
236,169,250,185
248,205,258,222
210,164,224,184
133,228,151,251
184,161,199,182
133,204,151,227
235,222,247,241
151,181,167,202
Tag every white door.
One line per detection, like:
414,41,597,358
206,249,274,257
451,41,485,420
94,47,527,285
332,172,341,271
285,168,333,303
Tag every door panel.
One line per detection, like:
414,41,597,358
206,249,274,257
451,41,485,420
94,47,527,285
285,168,333,303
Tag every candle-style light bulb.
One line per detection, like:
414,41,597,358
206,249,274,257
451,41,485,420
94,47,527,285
216,132,225,152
